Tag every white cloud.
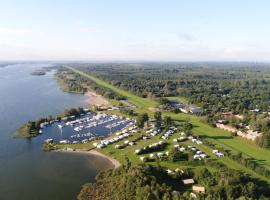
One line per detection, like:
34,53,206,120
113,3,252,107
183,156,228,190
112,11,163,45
178,32,197,41
0,27,44,46
120,39,269,61
0,27,38,37
79,27,99,33
0,30,268,61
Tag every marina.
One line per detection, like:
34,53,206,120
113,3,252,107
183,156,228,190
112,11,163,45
42,112,135,144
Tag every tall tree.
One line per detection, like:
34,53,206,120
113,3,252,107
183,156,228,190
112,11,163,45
136,113,149,128
164,116,172,127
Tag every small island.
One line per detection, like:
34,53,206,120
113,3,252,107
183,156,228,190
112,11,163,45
30,70,47,76
30,67,54,76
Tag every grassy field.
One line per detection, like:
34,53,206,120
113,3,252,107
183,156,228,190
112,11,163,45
65,66,270,184
56,124,270,184
165,112,270,168
167,96,190,103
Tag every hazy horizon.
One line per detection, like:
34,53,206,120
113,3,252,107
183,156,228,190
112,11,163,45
0,60,269,64
0,0,269,61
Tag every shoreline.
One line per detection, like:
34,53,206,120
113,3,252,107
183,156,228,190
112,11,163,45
56,149,120,169
85,91,109,107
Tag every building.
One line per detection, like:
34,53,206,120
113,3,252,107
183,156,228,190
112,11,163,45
246,130,262,140
190,192,197,198
182,179,195,185
192,186,205,194
216,123,237,133
221,112,234,117
235,114,244,119
140,156,147,162
166,100,202,114
250,108,260,113
189,106,203,114
237,130,262,141
216,152,224,157
169,101,185,109
180,108,189,113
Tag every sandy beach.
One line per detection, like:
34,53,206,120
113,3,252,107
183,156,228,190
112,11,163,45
57,149,120,168
85,91,109,107
87,150,120,168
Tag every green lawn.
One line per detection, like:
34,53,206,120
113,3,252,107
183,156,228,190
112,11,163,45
166,96,190,103
165,112,270,168
66,66,270,184
57,127,270,184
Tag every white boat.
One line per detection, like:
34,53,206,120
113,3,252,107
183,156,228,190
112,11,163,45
59,140,69,144
74,127,81,132
44,138,53,143
82,139,88,143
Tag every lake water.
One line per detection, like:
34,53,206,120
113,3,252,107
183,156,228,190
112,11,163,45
0,64,113,200
41,112,134,144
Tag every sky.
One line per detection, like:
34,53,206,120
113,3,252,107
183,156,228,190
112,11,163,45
0,0,269,61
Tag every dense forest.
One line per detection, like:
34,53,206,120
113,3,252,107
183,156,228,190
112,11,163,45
73,62,270,114
67,63,270,149
78,163,267,200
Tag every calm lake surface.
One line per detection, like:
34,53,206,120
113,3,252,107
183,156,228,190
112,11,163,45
0,64,113,200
